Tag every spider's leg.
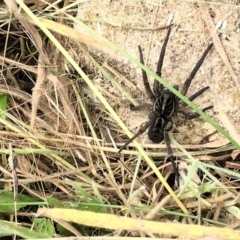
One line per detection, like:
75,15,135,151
179,86,210,108
164,129,179,187
138,45,155,102
181,42,213,96
188,86,209,102
154,26,172,95
130,103,152,111
185,106,213,120
118,119,155,154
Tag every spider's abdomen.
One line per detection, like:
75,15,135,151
148,120,164,143
148,111,174,143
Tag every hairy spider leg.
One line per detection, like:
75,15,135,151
154,25,172,95
118,116,157,153
130,103,152,111
185,106,213,120
164,127,180,187
178,104,213,119
138,45,155,102
180,42,214,96
148,116,180,187
179,81,213,119
187,86,209,102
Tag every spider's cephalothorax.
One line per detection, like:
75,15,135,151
154,86,179,118
118,25,214,186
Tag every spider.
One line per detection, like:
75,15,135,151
118,25,213,185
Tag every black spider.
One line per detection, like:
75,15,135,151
118,25,213,186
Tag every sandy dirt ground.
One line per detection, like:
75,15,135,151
76,1,240,146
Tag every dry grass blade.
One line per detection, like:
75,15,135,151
199,3,240,88
37,208,240,240
5,0,50,128
28,17,122,59
216,109,240,144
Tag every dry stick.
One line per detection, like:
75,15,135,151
199,3,240,88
